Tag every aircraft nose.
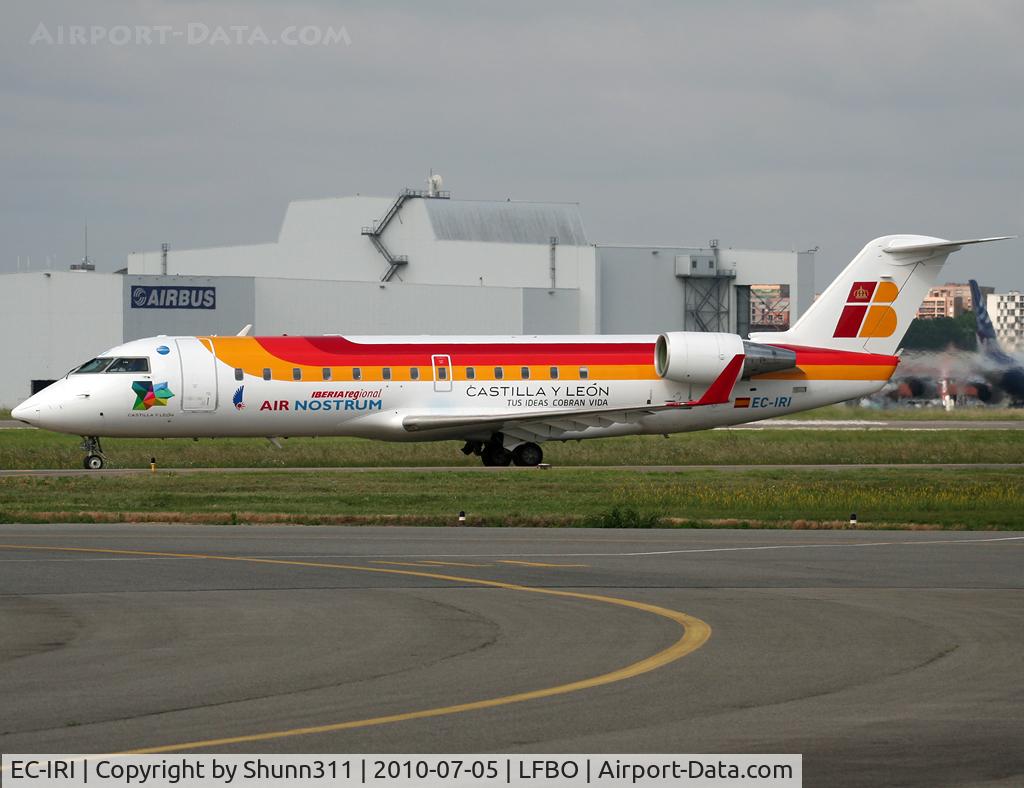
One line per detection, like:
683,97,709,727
11,398,39,425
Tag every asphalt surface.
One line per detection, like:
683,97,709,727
1,526,1022,785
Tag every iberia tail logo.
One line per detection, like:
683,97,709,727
833,281,899,338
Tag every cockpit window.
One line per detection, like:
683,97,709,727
106,357,151,373
73,357,114,374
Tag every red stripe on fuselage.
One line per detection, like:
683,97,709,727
773,344,899,367
257,336,654,367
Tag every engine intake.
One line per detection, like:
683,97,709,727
655,332,744,383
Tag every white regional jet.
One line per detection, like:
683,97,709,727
11,235,1012,469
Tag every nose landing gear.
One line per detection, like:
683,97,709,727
80,436,107,470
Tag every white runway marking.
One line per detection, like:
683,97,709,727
248,535,1024,560
2,536,1020,564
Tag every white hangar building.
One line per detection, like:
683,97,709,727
0,187,814,407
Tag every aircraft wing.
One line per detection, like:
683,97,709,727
404,402,678,440
403,354,745,440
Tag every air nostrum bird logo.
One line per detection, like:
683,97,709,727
132,381,174,410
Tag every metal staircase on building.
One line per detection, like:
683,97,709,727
361,188,450,282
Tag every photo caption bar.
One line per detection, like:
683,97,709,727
2,754,801,787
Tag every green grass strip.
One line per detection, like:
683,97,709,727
2,468,1022,529
3,429,1024,470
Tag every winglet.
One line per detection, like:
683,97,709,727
237,324,253,337
685,353,745,406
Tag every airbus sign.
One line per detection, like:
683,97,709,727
131,286,216,309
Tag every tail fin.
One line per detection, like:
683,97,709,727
970,278,998,345
751,235,1013,355
970,278,1016,364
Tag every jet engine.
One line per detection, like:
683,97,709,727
654,332,797,383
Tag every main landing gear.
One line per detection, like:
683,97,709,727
463,436,544,467
80,436,107,470
511,442,544,467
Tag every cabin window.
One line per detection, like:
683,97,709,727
353,368,362,381
73,357,114,374
382,367,392,380
494,367,504,380
410,368,420,380
234,368,243,381
521,367,530,379
579,366,589,379
550,366,559,379
292,368,302,381
437,367,448,380
466,367,476,380
263,368,271,381
106,357,150,373
323,368,332,381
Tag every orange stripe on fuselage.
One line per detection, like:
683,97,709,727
204,337,658,382
753,364,897,381
201,337,898,384
752,344,899,381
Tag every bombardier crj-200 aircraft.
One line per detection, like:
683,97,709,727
12,235,1013,469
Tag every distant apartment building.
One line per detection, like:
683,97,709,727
987,292,1024,352
916,282,993,320
749,283,790,331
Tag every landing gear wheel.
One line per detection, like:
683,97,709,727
79,436,107,470
481,446,513,467
83,454,105,470
512,442,544,467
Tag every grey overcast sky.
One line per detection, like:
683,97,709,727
2,0,1022,288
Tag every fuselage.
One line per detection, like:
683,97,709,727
12,333,897,442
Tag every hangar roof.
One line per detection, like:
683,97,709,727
425,199,588,245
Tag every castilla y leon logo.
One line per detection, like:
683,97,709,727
232,385,246,410
833,280,899,339
132,381,174,410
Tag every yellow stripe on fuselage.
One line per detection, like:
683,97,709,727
205,338,657,383
204,337,895,384
753,364,898,381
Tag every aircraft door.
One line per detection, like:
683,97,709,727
432,354,452,392
176,338,218,411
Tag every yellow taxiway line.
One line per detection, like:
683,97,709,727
497,559,589,568
0,543,711,754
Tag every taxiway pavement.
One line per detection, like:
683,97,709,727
0,525,1021,787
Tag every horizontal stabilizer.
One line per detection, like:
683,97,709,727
883,236,1015,255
